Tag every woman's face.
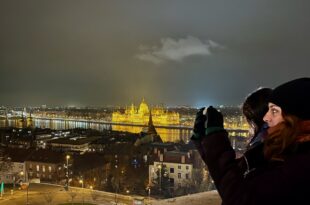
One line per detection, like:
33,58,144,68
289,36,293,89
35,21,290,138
263,103,284,127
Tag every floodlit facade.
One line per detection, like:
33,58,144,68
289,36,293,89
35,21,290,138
112,98,180,126
150,161,193,189
149,149,197,190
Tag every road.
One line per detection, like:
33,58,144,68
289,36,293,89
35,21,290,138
0,183,135,205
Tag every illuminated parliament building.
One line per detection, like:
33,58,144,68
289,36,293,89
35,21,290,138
112,98,180,126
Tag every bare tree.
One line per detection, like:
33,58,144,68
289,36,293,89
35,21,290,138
90,190,99,202
0,153,12,172
42,192,54,205
67,189,77,205
0,153,13,189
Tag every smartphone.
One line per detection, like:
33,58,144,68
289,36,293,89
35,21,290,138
203,107,208,115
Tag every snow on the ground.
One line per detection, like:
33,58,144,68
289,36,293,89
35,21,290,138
152,191,221,205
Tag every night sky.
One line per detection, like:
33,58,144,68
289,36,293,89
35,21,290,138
1,0,310,107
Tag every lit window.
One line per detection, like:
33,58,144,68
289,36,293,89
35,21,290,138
36,165,40,172
43,166,46,173
49,166,52,172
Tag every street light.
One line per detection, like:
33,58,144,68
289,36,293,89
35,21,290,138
11,174,16,195
20,171,29,205
147,187,151,205
114,155,118,205
65,155,70,190
158,165,162,193
79,179,84,205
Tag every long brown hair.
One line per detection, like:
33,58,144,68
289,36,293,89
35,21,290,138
264,114,301,160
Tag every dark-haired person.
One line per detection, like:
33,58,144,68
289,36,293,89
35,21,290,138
238,87,272,177
242,88,272,148
192,77,310,205
193,88,272,178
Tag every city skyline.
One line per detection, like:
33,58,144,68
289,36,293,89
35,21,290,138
1,1,310,107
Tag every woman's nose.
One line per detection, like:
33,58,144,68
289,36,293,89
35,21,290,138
263,112,270,123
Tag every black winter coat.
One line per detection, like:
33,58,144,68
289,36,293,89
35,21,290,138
193,131,310,205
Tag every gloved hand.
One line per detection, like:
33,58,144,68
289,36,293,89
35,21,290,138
192,107,207,139
206,106,224,128
203,106,225,136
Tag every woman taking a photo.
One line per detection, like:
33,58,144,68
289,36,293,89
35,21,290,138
192,77,310,205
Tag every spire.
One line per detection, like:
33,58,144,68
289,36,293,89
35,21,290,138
147,111,157,135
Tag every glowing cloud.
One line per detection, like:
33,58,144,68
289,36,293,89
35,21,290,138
136,36,224,64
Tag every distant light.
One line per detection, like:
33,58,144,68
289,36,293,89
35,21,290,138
194,100,214,109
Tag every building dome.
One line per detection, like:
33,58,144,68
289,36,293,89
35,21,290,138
112,98,179,127
138,98,149,115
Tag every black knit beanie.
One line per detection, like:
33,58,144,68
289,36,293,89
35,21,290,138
270,77,310,120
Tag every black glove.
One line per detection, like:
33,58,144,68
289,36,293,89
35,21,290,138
192,107,207,138
206,106,224,128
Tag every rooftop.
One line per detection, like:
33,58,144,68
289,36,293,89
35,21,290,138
49,136,100,145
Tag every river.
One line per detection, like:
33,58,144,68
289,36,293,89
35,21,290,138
0,119,192,143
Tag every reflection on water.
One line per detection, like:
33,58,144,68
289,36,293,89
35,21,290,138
112,125,191,142
0,119,111,131
0,119,192,143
